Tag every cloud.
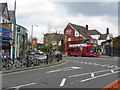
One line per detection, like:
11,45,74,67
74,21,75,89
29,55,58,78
56,2,118,17
0,0,118,43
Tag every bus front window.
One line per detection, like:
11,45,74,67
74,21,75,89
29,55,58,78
87,47,97,53
91,39,98,43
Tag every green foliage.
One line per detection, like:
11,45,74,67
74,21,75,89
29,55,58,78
41,46,49,52
40,46,53,52
113,36,120,42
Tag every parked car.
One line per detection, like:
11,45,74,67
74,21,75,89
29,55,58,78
35,50,44,55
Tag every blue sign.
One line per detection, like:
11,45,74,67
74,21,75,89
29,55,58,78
0,28,12,39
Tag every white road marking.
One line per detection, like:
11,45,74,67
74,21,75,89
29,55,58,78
88,63,93,65
69,67,120,78
10,83,36,89
100,65,106,67
111,70,114,73
95,63,100,66
91,73,94,77
81,71,120,82
81,62,83,63
59,78,66,87
84,62,88,64
93,63,100,66
47,66,82,73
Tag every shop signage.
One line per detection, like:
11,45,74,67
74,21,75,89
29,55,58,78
1,28,12,38
32,39,37,46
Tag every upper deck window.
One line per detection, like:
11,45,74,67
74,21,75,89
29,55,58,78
91,39,98,44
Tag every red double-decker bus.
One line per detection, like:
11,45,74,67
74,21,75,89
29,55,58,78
65,38,99,57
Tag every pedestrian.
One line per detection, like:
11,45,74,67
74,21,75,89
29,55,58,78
46,52,49,64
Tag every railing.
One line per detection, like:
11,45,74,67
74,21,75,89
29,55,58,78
2,53,63,70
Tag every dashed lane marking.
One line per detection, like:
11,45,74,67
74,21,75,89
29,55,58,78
69,67,120,78
88,63,93,65
100,65,106,67
73,61,118,69
81,71,120,83
81,62,83,63
84,62,88,64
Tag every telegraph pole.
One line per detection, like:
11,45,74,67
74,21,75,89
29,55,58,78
12,0,16,64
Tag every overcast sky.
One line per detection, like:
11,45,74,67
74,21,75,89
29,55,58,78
0,0,119,43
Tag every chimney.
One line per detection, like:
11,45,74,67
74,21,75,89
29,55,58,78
106,28,109,34
86,25,88,30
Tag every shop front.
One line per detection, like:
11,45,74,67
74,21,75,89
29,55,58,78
0,28,12,59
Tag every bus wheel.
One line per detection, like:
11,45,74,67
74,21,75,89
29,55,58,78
82,53,85,57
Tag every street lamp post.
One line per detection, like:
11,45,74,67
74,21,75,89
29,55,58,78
31,25,38,50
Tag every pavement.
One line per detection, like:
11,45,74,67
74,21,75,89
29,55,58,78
99,55,119,59
1,59,66,74
63,54,119,59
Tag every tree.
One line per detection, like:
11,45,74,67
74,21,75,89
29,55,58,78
113,36,120,42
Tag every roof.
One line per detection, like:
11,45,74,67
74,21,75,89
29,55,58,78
0,3,7,13
88,29,101,35
0,3,16,23
69,23,91,38
98,34,108,40
9,10,15,23
0,3,10,20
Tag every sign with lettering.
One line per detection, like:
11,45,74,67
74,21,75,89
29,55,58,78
1,28,12,38
32,39,37,46
69,44,87,47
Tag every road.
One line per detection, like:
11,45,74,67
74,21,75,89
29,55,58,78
2,56,120,89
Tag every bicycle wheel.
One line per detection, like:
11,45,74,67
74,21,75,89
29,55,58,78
22,60,27,67
33,60,39,66
5,62,13,70
26,60,32,67
15,60,22,68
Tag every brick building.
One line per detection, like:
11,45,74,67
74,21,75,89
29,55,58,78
44,33,64,52
64,23,110,45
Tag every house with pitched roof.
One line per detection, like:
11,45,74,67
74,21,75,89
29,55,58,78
0,3,28,59
0,3,15,23
64,23,110,45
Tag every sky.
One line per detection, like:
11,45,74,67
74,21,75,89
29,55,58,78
0,0,119,43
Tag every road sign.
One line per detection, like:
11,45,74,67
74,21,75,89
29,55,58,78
9,39,14,46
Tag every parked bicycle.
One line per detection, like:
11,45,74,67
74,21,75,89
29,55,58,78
2,57,13,70
14,57,28,68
